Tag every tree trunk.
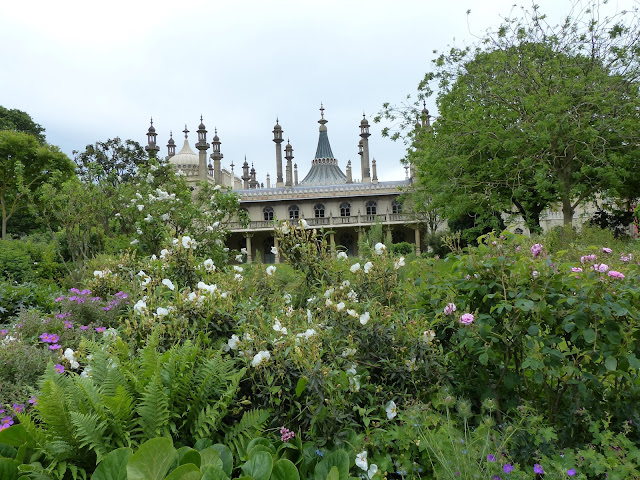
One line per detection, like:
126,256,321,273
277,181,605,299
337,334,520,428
561,195,574,227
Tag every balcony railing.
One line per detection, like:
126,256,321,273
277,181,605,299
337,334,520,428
227,213,414,231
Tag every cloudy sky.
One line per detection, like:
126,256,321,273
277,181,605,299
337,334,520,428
1,0,634,184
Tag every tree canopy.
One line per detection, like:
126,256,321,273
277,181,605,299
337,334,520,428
0,106,46,144
379,1,640,232
73,137,147,186
0,131,75,239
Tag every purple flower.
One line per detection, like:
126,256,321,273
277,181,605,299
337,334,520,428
54,296,64,302
80,289,91,295
444,303,457,315
80,325,88,330
49,344,61,350
64,321,73,328
54,364,65,373
571,267,582,273
460,313,475,325
493,477,502,480
280,426,295,442
533,464,544,474
12,403,24,413
69,288,80,294
0,329,6,336
103,306,112,311
608,271,625,279
28,396,37,405
95,327,106,333
503,464,514,474
602,247,612,254
1,416,14,427
581,254,597,264
531,244,543,258
567,469,576,476
593,263,609,273
487,454,496,462
68,296,77,302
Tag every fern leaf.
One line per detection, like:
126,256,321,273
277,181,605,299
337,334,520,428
69,411,110,462
223,408,269,461
136,373,170,441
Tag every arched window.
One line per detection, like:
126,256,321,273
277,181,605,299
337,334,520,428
314,203,325,218
340,202,350,217
263,206,274,221
392,199,402,214
366,201,377,216
288,205,299,220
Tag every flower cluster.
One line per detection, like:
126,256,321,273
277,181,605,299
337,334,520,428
280,426,295,442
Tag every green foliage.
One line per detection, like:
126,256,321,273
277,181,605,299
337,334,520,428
0,282,59,321
390,242,413,256
20,334,247,470
417,231,640,447
0,106,46,144
73,138,147,187
0,130,75,240
379,2,640,231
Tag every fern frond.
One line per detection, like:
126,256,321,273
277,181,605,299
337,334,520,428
102,384,135,448
191,368,245,439
34,365,77,447
136,373,170,441
223,408,269,461
69,411,110,462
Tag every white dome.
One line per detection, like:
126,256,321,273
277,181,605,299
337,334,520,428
169,139,199,167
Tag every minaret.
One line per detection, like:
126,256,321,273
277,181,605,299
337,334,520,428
421,101,431,129
196,116,209,182
294,163,298,186
371,158,378,184
166,131,176,158
285,139,293,187
266,173,271,188
250,163,258,189
210,128,223,184
359,114,371,183
346,160,353,183
145,117,159,159
273,119,284,187
242,157,250,189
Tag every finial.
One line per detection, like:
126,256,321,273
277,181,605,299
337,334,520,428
200,114,203,122
230,160,235,172
183,125,189,138
169,130,173,138
150,117,154,126
320,103,324,119
214,127,217,135
276,117,279,124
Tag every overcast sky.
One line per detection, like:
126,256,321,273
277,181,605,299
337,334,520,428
1,0,635,184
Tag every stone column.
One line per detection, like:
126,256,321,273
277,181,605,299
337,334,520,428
385,226,392,244
414,227,421,255
329,232,335,256
274,237,280,264
245,233,253,263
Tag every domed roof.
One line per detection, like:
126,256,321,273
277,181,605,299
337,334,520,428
169,139,199,166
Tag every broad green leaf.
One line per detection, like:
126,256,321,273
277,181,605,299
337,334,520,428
195,439,213,451
0,443,17,459
527,325,539,336
271,458,300,480
605,356,618,372
478,352,489,365
314,450,349,480
0,458,20,480
211,444,233,477
327,466,340,480
202,464,230,480
583,329,596,344
0,426,30,448
165,463,202,480
91,447,132,480
295,377,308,397
628,353,640,370
241,451,273,480
127,438,177,480
180,449,202,468
200,447,223,469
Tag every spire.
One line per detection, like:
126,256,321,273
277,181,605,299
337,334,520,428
314,104,336,161
145,117,159,158
183,125,189,139
167,130,176,158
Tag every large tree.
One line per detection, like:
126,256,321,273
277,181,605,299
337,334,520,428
380,2,640,231
0,106,46,144
73,137,147,186
0,131,75,239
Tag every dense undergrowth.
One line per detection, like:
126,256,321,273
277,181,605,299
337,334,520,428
0,223,639,480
